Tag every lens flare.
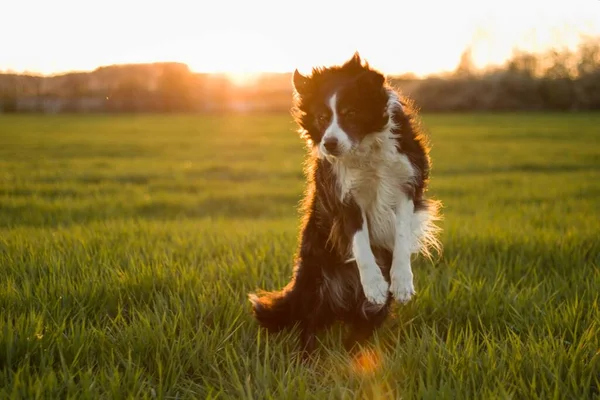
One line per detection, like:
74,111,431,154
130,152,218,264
351,347,382,374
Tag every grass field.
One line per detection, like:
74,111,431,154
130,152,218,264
0,112,599,399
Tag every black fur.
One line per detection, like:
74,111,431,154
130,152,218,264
249,53,437,356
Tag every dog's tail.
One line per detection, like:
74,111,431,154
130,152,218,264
412,198,443,260
248,284,297,333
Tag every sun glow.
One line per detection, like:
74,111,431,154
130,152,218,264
226,72,268,87
186,31,291,74
178,30,292,86
351,347,382,375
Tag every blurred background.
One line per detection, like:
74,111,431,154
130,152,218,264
1,0,599,113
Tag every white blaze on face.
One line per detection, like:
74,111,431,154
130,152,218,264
319,93,353,158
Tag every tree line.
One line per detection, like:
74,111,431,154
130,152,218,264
400,36,600,111
1,37,599,113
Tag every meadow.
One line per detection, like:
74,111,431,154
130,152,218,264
0,112,598,399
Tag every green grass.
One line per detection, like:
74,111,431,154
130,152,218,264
0,112,599,399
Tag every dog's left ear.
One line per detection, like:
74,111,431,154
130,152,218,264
293,69,311,96
343,51,363,68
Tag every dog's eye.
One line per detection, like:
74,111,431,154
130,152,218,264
317,113,329,124
342,108,356,119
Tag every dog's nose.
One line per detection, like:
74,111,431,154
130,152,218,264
323,137,339,155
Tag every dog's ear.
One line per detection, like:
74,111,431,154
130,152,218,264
293,69,311,96
343,51,363,69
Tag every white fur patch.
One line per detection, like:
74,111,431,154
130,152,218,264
332,131,414,253
318,94,353,158
352,213,389,305
390,194,416,303
411,202,443,258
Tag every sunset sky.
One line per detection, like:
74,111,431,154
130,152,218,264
2,0,599,77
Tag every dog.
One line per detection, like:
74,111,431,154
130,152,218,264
248,53,442,355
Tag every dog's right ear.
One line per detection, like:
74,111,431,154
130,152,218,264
293,69,311,96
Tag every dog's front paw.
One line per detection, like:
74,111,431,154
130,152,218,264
390,270,415,304
361,270,389,305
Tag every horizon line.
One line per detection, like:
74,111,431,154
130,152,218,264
0,61,441,79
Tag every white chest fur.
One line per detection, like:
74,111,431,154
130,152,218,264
331,133,415,251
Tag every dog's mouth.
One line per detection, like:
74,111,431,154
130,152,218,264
322,146,351,160
324,147,342,157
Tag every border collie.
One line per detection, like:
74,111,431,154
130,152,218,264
248,53,442,355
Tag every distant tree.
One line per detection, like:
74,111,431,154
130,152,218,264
576,36,600,77
455,47,476,78
0,75,18,113
507,50,539,78
61,73,88,112
156,63,193,112
64,74,87,98
30,77,43,112
543,49,575,79
391,72,419,81
111,75,149,112
0,95,17,113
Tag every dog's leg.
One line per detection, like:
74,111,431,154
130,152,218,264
299,319,318,360
352,211,389,306
390,194,416,303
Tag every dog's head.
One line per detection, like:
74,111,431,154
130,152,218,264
292,52,391,159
